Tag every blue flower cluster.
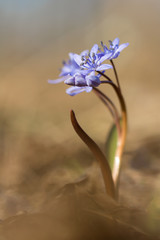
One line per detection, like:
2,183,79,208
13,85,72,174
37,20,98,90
49,38,129,96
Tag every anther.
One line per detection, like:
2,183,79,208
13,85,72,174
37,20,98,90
81,56,85,61
109,40,113,46
92,52,95,58
101,41,104,47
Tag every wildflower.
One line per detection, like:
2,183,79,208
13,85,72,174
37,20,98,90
100,38,129,60
48,48,103,88
48,51,88,84
73,44,112,74
48,38,129,96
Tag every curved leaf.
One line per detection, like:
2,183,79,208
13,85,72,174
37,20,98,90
105,121,121,171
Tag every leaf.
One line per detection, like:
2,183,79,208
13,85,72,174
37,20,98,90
105,123,118,171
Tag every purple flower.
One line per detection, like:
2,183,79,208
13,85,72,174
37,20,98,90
48,38,129,96
73,44,112,74
48,51,89,84
48,48,102,88
100,38,129,60
66,86,92,96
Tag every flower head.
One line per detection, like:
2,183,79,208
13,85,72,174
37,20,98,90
48,47,105,90
48,38,129,96
73,44,112,74
48,51,88,84
100,38,129,60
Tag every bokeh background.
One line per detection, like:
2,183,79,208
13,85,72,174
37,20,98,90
0,0,160,234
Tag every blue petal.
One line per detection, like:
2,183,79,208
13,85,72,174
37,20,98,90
96,64,112,71
66,86,92,96
86,75,101,87
60,65,72,76
80,69,91,75
111,43,129,59
73,54,82,66
111,52,120,59
117,43,129,52
48,77,66,84
98,53,113,64
69,53,74,61
75,75,87,86
85,86,93,93
80,50,89,56
64,76,75,85
90,44,99,55
112,38,120,47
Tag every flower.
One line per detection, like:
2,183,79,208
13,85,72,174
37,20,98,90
48,38,129,96
73,44,112,74
48,52,87,84
48,47,103,89
100,38,129,60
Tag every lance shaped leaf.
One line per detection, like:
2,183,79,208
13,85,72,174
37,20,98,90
105,119,122,172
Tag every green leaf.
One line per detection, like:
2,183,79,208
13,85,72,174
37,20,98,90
105,123,118,171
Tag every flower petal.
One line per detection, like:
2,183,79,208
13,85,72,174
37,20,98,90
96,64,112,71
86,75,101,87
59,65,72,76
68,53,74,61
110,52,120,59
80,50,89,56
66,86,92,96
48,77,66,84
75,75,87,86
90,44,99,55
112,38,120,47
64,76,75,85
111,43,129,59
85,86,93,93
98,53,113,64
73,54,82,66
117,43,129,52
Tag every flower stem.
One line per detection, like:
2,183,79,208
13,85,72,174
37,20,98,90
93,88,121,139
70,110,116,199
110,59,121,92
100,80,127,187
96,71,113,83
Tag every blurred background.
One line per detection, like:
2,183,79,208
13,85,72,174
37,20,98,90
0,0,160,226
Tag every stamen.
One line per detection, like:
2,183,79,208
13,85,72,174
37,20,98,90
92,52,95,58
81,56,85,61
109,40,114,50
109,40,113,46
